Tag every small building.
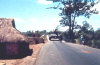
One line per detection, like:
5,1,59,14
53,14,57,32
0,18,29,57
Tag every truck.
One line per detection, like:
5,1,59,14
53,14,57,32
49,33,62,41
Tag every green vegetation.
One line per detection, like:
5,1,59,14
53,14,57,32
47,0,99,42
22,30,47,37
59,0,98,41
61,21,100,49
46,0,100,49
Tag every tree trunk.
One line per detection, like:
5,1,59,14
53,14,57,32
68,15,72,40
68,14,74,41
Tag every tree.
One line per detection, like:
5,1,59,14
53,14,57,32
78,21,94,45
39,30,47,35
47,0,99,41
94,29,100,40
93,29,100,48
23,31,34,37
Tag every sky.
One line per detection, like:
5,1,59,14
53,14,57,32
0,0,100,32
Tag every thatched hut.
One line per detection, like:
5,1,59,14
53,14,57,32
0,18,29,57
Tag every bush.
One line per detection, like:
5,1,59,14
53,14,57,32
94,40,100,48
86,40,92,46
94,30,100,40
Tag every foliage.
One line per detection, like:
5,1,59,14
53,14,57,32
59,0,98,40
76,21,100,48
93,29,100,48
22,31,34,37
94,40,100,48
39,30,47,35
77,21,94,45
94,30,100,40
47,0,99,41
22,30,47,37
61,31,76,42
47,0,100,48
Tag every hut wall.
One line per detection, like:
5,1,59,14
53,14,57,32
6,43,18,55
0,43,6,56
18,41,29,56
0,42,18,56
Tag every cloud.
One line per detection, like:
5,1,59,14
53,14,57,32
15,17,61,32
14,18,25,22
27,17,61,31
38,0,53,5
29,18,38,22
43,17,61,22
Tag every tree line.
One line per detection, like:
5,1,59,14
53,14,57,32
22,30,46,37
62,21,100,49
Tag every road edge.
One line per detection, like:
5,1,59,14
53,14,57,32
33,43,44,65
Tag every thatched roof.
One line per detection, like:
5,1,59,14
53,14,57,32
0,18,27,43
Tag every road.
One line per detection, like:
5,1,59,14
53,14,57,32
35,41,100,65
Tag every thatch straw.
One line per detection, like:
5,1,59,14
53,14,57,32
0,18,27,43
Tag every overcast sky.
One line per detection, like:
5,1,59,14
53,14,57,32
0,0,100,32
